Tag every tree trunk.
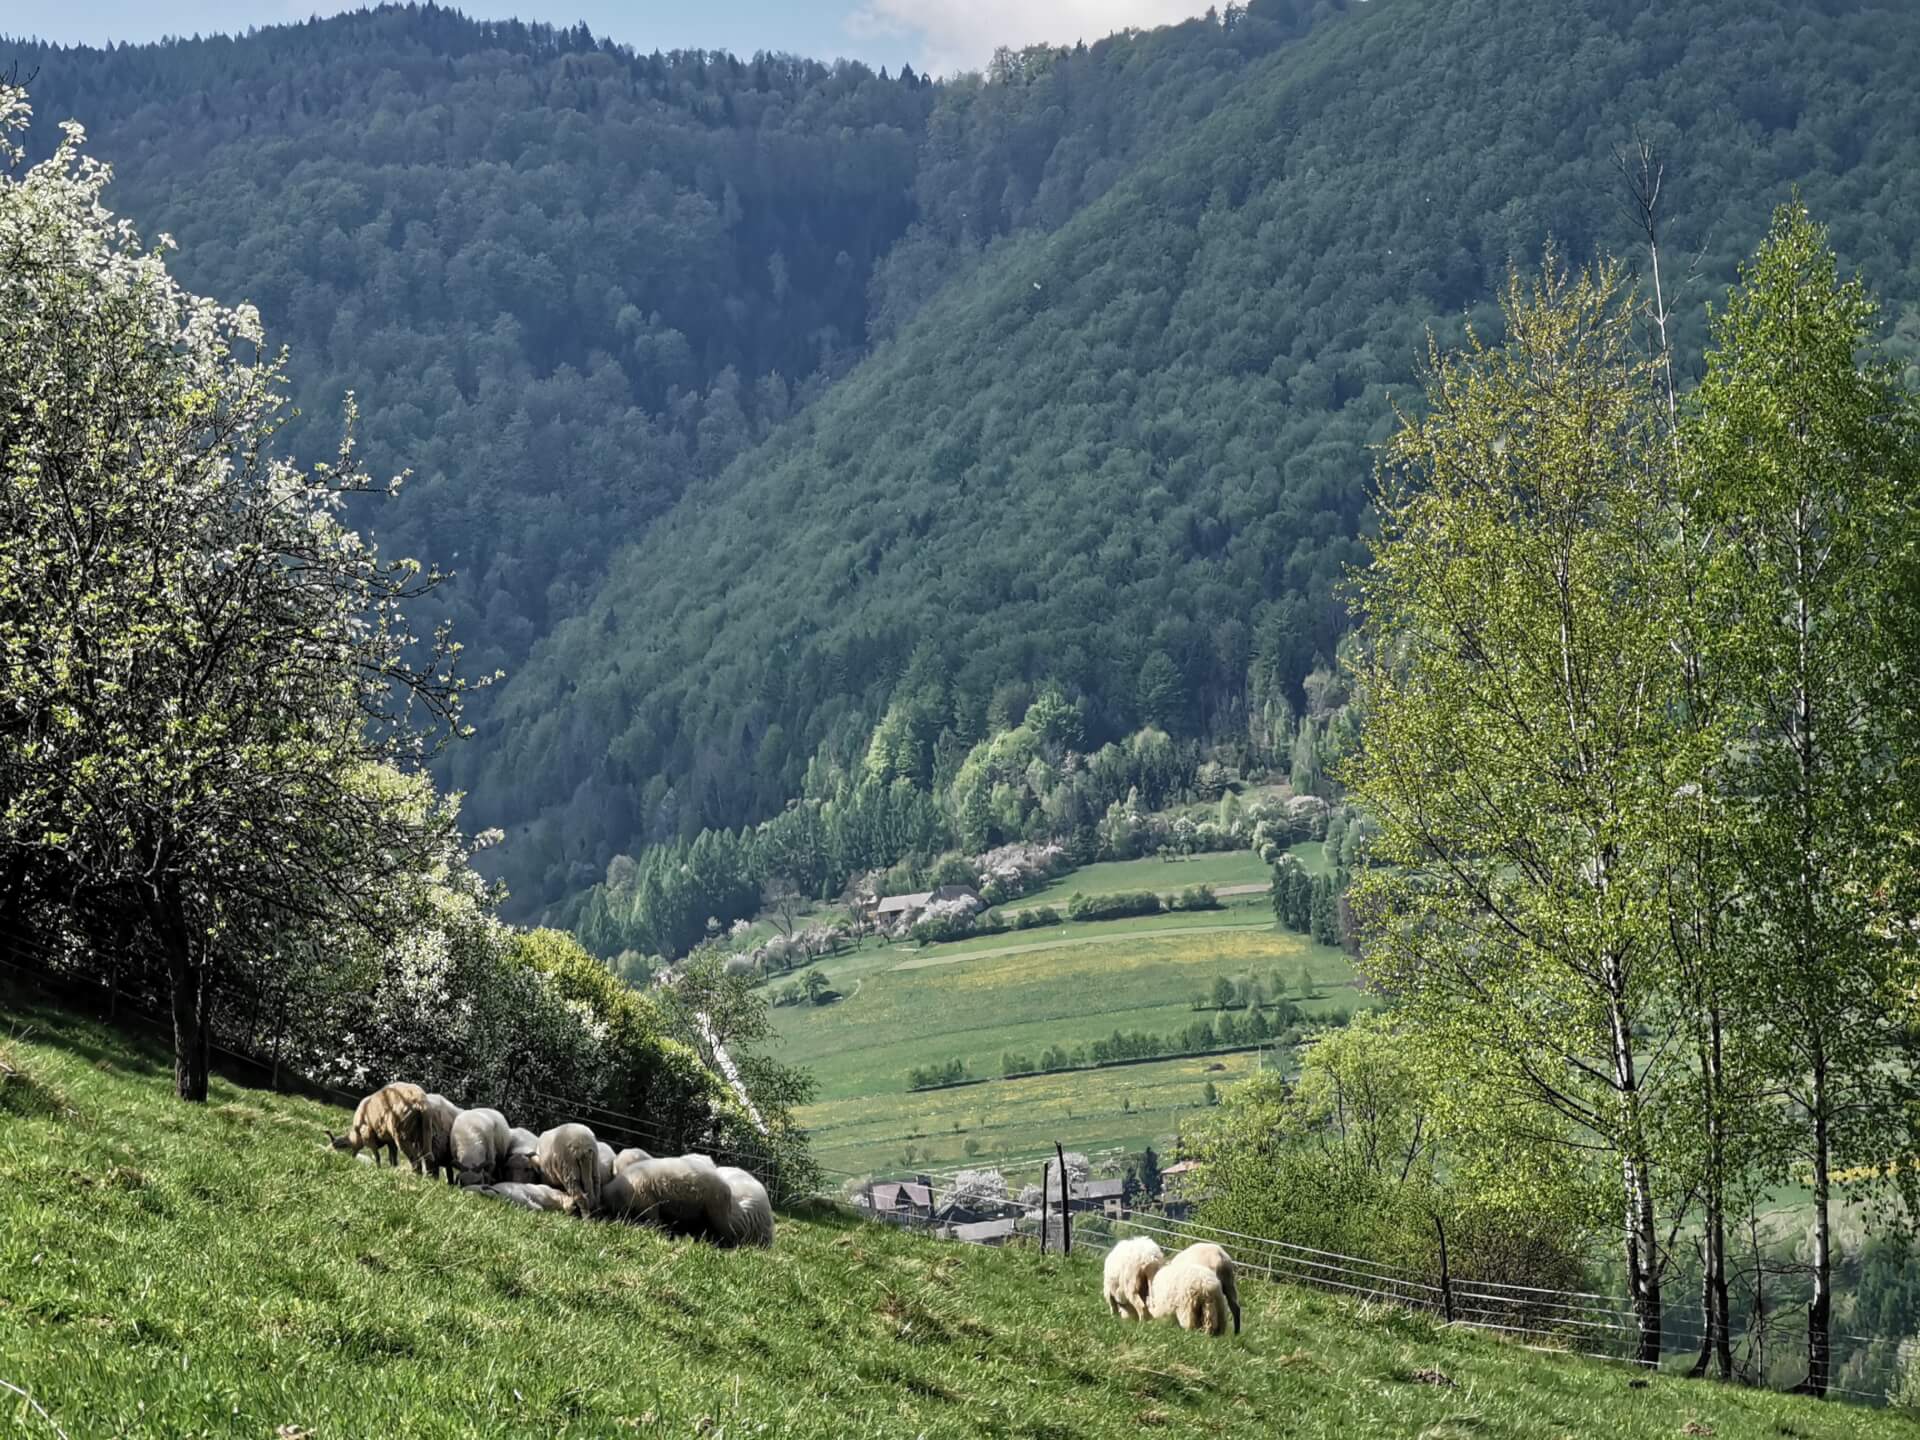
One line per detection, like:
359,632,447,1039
153,887,212,1103
1624,1154,1663,1367
169,954,211,1101
1802,1075,1832,1398
1607,981,1662,1369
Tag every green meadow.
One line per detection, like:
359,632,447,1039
0,989,1906,1439
770,855,1359,1180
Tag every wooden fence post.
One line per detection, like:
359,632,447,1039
1056,1141,1071,1256
1434,1213,1455,1323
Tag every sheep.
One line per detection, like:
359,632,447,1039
535,1123,603,1215
607,1155,735,1238
415,1093,464,1183
326,1082,427,1166
503,1127,541,1184
1148,1260,1231,1337
594,1140,618,1191
472,1182,577,1214
1101,1235,1165,1320
612,1146,653,1174
450,1107,512,1186
714,1164,775,1248
1165,1242,1241,1334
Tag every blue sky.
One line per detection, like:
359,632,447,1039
9,2,1213,77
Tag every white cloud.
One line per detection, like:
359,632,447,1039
847,0,1211,77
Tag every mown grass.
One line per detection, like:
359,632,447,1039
1,989,1911,1438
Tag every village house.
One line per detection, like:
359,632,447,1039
871,884,981,927
1070,1177,1128,1220
858,1177,936,1225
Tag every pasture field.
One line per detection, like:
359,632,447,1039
803,1047,1275,1184
771,882,1359,1178
0,988,1902,1440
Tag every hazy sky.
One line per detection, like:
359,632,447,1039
8,2,1214,76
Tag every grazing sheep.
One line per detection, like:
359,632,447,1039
414,1093,464,1183
1166,1242,1241,1334
595,1140,618,1191
503,1127,541,1183
714,1164,775,1248
473,1182,577,1214
612,1146,653,1174
536,1123,603,1215
326,1083,427,1166
1102,1235,1165,1320
1148,1261,1231,1337
609,1155,735,1237
450,1107,512,1186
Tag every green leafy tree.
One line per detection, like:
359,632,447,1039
1688,205,1920,1395
0,90,474,1099
1348,259,1687,1363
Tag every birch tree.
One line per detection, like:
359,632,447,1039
1688,204,1920,1397
1347,259,1687,1365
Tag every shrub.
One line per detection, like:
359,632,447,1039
1169,884,1221,912
1013,905,1062,930
1065,890,1163,922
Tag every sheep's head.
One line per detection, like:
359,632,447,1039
324,1128,352,1152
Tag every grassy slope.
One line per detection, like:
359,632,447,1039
2,991,1912,1439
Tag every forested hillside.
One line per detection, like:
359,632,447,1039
7,2,1345,910
476,0,1920,906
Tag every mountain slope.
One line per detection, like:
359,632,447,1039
0,986,1908,1436
475,0,1920,903
7,3,1324,707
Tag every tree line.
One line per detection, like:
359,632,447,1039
1346,204,1920,1395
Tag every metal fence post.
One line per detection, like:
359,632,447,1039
1056,1141,1071,1256
1039,1160,1051,1254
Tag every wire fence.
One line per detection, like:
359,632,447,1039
0,931,1909,1407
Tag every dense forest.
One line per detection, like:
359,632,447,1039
14,0,1920,911
481,0,1920,907
8,0,1338,909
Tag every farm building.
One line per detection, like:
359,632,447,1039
945,1218,1017,1247
859,1178,936,1225
1070,1177,1128,1219
872,885,982,926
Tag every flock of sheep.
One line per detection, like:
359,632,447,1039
326,1085,1246,1336
324,1081,774,1247
1103,1236,1243,1338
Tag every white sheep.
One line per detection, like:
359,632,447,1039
594,1140,618,1191
473,1182,577,1213
536,1123,603,1215
326,1082,426,1166
714,1164,775,1248
1148,1260,1231,1336
1101,1235,1165,1320
416,1093,465,1183
1164,1242,1241,1334
606,1155,735,1237
503,1127,541,1183
612,1146,653,1174
450,1107,512,1186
